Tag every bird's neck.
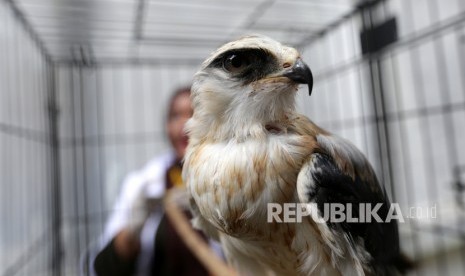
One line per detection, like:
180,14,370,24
188,111,293,144
188,93,297,143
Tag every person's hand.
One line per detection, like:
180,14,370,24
166,187,190,210
126,187,162,238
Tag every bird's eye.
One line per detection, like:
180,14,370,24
223,53,251,73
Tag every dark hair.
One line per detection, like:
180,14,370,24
167,86,191,121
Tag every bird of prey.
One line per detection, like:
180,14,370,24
183,35,409,275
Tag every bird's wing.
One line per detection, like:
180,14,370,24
295,125,401,273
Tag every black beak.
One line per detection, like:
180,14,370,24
283,58,313,96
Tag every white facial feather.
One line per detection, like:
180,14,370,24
187,35,301,142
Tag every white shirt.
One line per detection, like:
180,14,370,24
92,151,223,275
99,151,176,275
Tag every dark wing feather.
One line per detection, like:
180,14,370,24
297,134,407,274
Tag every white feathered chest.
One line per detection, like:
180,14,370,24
185,131,310,237
184,124,343,275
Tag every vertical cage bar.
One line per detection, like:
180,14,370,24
360,5,394,198
78,66,91,274
95,66,106,234
69,65,82,265
48,62,63,276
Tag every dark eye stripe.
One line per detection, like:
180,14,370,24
208,48,270,67
207,48,279,83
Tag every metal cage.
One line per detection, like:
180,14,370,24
1,0,464,275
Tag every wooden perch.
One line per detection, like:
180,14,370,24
164,188,238,276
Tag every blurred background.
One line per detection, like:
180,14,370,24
1,0,465,275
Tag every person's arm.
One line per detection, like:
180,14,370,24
113,229,141,258
93,171,160,275
94,230,139,276
94,196,152,276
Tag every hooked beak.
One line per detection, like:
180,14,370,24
283,58,313,96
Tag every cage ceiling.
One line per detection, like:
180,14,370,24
14,0,356,64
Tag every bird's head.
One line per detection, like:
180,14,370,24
187,34,313,142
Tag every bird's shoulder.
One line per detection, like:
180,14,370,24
286,113,329,138
287,113,375,183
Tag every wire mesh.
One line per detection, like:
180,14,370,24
1,0,465,275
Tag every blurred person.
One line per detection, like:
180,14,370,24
94,86,216,276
